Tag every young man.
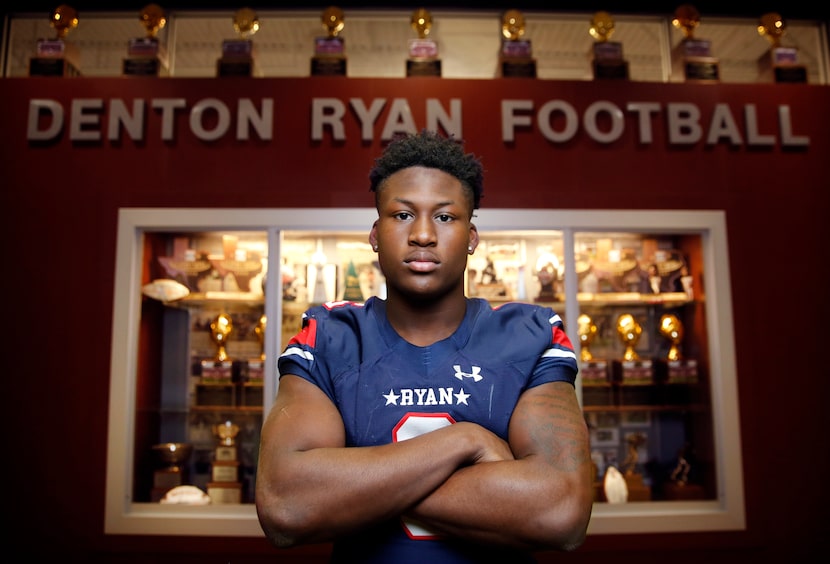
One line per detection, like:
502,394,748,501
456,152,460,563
255,130,593,563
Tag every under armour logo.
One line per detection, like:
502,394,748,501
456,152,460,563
453,364,483,382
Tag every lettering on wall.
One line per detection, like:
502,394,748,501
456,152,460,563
25,96,809,148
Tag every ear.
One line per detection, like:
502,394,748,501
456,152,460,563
468,224,479,254
369,221,379,251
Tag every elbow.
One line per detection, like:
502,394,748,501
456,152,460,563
255,492,311,548
535,489,593,552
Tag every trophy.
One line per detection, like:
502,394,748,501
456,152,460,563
656,313,698,383
217,7,260,77
613,313,654,384
499,10,536,78
620,432,651,501
29,4,81,76
151,442,192,500
589,11,628,80
671,4,719,82
664,442,705,499
311,6,347,76
577,314,609,383
406,8,441,77
342,260,364,301
758,13,807,83
208,421,242,504
199,313,234,387
123,4,167,76
240,314,266,406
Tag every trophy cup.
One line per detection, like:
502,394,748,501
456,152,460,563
758,13,807,83
589,11,628,80
406,8,441,77
208,421,242,504
123,4,167,76
311,6,347,76
499,10,536,78
151,442,192,500
656,313,698,383
577,314,609,384
217,7,260,77
198,312,235,404
613,313,654,384
671,4,719,82
29,4,81,77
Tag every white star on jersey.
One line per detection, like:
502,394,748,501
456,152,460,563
383,388,400,405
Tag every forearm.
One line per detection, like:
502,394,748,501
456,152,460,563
257,421,487,547
406,454,592,550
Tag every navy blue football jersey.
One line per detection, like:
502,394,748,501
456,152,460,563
277,296,578,563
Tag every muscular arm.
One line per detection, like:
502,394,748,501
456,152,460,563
255,374,513,548
406,381,594,551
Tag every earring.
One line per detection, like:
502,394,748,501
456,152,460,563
468,246,473,253
373,245,378,251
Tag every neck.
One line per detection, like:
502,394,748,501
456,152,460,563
384,292,468,347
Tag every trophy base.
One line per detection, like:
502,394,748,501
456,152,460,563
207,481,242,504
655,358,698,384
153,468,184,490
240,381,264,407
211,460,240,483
196,382,236,407
217,57,256,77
593,59,629,80
200,359,233,382
500,57,537,78
624,473,651,501
407,58,441,77
580,359,609,384
215,445,238,462
311,56,347,76
123,57,163,76
29,57,80,77
613,359,654,385
684,57,720,83
663,482,705,500
774,65,808,83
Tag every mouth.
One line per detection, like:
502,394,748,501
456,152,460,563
404,252,440,273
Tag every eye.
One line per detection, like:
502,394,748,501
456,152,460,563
435,213,454,223
393,211,413,221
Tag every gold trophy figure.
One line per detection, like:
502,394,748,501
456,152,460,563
616,313,642,361
312,6,347,75
590,11,628,79
217,7,260,76
659,314,684,361
30,4,80,76
577,314,598,362
672,4,719,82
499,9,536,78
758,12,806,82
214,420,240,447
407,8,441,76
124,4,167,76
254,314,267,361
210,313,234,362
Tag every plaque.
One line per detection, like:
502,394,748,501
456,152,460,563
671,4,719,82
499,10,536,78
217,7,260,77
29,5,81,77
407,8,441,77
577,314,609,384
612,313,654,384
123,4,168,76
757,12,807,83
207,482,242,504
201,313,234,382
655,314,699,383
311,6,347,76
589,11,628,80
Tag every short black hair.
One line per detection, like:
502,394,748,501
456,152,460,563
368,130,484,211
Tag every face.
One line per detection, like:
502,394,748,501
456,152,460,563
369,166,478,302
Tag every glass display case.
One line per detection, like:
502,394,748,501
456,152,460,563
105,208,744,536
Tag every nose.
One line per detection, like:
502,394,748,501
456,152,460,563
409,216,436,247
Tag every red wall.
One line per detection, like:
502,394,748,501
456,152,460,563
3,77,829,562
